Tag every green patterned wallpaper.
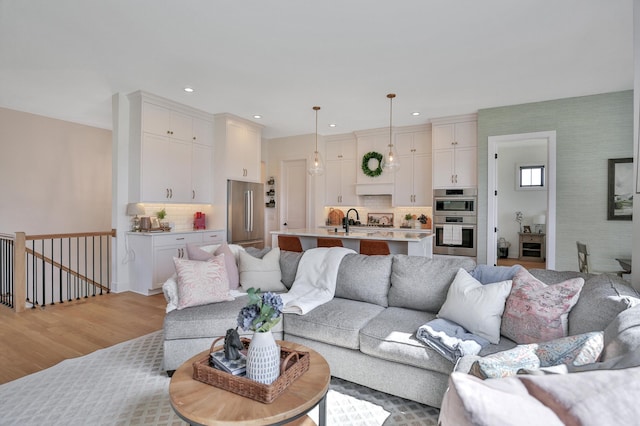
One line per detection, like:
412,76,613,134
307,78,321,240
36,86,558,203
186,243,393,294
477,90,633,271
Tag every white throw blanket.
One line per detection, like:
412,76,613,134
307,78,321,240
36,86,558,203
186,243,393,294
280,247,355,314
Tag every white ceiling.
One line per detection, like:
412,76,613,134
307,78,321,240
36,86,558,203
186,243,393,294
0,0,633,139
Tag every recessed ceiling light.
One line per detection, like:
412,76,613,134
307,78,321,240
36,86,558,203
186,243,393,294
253,114,262,119
411,111,420,116
184,87,194,93
329,123,337,128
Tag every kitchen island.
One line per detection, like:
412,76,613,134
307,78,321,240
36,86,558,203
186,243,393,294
271,228,433,257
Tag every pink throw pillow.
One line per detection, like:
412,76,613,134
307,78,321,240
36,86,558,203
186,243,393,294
501,269,584,344
186,243,214,261
214,242,240,290
173,255,233,310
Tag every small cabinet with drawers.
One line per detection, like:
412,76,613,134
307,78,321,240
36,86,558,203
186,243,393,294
518,232,546,262
128,230,224,295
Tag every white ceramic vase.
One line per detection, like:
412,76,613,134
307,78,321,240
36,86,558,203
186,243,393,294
246,330,280,384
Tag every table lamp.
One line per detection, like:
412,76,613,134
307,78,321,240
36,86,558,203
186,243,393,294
127,203,145,231
533,214,546,234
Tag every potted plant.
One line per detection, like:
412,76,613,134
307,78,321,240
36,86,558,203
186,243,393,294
156,208,169,230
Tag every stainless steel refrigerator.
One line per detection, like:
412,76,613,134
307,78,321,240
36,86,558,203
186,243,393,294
227,180,265,248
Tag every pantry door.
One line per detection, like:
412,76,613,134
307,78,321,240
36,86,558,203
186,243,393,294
280,159,307,230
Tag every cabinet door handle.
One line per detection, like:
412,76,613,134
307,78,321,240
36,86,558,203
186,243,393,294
176,237,185,241
166,188,170,198
193,136,196,141
169,188,173,198
192,190,196,199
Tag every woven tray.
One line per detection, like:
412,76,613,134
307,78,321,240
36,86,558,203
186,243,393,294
192,336,310,404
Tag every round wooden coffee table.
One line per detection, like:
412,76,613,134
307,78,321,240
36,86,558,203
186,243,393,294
169,341,330,426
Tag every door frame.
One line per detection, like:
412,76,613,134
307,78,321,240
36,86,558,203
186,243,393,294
487,131,556,268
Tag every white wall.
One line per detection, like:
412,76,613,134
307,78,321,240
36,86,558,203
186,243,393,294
0,107,112,234
497,140,547,258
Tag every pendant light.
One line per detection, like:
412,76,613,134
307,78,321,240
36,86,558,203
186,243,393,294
383,93,400,172
308,106,324,176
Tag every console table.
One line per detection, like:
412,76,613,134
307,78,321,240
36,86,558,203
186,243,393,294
518,233,546,262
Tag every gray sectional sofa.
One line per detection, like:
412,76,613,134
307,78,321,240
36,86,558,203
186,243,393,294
163,249,640,410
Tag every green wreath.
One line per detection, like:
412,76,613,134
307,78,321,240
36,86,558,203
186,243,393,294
361,151,384,177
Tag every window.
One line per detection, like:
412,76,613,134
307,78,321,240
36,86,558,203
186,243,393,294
518,165,545,189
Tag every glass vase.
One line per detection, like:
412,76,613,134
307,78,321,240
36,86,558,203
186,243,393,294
246,330,280,384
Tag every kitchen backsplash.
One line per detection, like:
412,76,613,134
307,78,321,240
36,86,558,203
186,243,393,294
324,196,432,228
140,203,214,232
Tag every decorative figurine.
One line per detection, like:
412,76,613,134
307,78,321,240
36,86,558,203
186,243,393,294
224,328,243,360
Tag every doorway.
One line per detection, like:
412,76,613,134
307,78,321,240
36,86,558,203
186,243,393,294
280,159,308,230
487,131,556,269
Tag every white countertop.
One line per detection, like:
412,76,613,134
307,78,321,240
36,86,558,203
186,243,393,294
318,225,432,233
128,229,223,236
271,228,433,242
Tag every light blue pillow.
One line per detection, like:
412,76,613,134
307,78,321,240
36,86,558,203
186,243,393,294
470,264,523,285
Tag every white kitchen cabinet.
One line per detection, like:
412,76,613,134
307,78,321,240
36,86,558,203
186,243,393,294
142,102,193,143
191,144,212,203
127,230,225,295
128,91,214,203
432,114,477,189
393,126,432,206
324,136,359,205
214,114,262,182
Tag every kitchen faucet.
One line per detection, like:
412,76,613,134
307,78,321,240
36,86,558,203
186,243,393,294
344,208,360,234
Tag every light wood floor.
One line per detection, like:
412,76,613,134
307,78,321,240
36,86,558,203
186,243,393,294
0,291,167,384
497,257,546,270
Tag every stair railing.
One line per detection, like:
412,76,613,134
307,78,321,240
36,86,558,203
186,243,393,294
0,230,116,313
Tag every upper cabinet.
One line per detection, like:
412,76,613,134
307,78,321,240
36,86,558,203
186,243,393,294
128,91,214,203
432,114,477,189
214,114,263,182
393,125,432,206
325,135,359,206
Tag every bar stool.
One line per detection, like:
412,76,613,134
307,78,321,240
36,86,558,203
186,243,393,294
317,238,343,248
359,240,390,255
278,235,303,252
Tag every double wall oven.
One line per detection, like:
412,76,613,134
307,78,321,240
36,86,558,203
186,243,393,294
433,188,477,257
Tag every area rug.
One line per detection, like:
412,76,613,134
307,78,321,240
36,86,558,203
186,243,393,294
0,331,440,425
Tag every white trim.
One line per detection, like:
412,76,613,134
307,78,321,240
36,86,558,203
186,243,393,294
487,131,556,268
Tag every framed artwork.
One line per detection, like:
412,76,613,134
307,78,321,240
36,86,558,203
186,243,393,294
523,226,531,233
608,158,633,221
150,217,160,229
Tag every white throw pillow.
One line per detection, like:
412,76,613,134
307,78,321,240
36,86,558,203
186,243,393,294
238,247,286,292
437,268,512,344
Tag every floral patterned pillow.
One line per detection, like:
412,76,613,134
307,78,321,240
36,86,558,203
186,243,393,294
501,269,584,344
174,255,234,310
470,331,603,379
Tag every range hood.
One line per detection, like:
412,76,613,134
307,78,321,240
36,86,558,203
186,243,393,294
355,183,394,195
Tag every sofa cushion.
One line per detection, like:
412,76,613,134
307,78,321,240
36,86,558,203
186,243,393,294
334,253,392,307
279,250,303,289
238,247,286,292
283,298,384,350
359,307,455,375
567,273,639,336
164,295,283,340
438,268,512,344
519,366,640,425
388,255,476,312
602,304,640,360
439,372,563,426
501,269,584,344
